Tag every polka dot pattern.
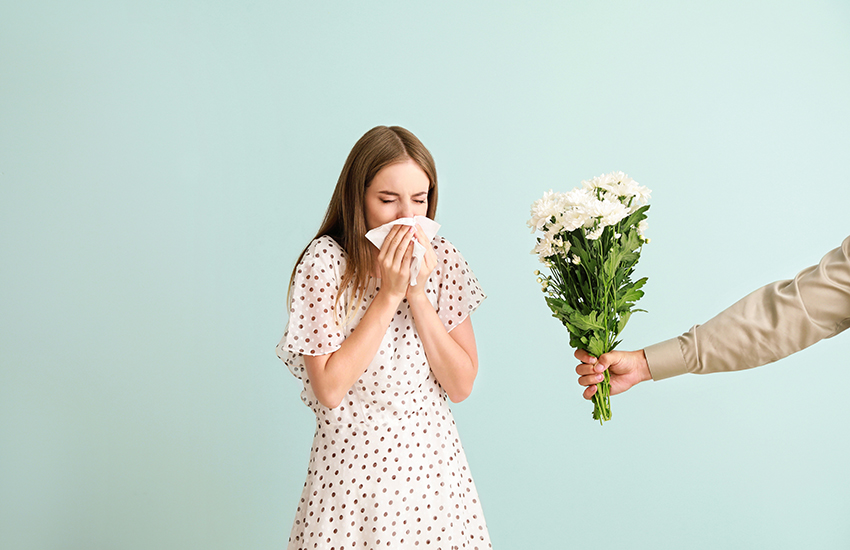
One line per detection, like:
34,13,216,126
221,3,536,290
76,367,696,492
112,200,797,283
277,235,490,549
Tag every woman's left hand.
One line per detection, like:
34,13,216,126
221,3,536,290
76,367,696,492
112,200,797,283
407,224,437,296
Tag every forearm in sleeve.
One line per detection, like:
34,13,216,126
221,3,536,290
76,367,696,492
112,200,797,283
645,235,850,380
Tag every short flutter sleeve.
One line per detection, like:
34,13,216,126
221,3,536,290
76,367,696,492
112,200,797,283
431,236,486,332
277,236,347,379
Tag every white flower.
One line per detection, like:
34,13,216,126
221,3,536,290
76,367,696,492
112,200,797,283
582,173,617,194
571,254,581,265
586,226,604,240
581,171,650,213
583,197,628,229
550,235,572,256
528,190,561,232
532,237,555,259
562,187,594,207
556,209,588,232
601,200,629,227
528,177,650,260
638,219,649,239
612,175,651,211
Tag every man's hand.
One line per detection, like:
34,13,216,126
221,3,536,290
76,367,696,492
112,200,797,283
574,349,652,400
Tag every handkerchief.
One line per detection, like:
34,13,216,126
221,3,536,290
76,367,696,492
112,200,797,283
365,215,441,286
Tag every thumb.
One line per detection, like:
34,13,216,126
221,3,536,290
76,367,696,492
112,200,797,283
596,350,623,370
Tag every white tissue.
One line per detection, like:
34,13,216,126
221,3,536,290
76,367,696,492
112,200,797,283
365,216,441,286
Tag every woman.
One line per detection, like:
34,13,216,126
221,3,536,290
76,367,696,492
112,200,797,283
277,125,491,549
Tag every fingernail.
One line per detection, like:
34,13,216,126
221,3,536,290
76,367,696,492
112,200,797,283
594,364,604,373
596,374,603,381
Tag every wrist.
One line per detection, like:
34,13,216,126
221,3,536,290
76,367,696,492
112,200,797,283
637,349,652,382
405,287,431,308
375,285,406,310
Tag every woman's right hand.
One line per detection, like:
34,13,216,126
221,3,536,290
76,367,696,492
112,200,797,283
376,224,416,301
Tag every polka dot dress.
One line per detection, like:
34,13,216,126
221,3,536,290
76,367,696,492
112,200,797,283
277,235,491,550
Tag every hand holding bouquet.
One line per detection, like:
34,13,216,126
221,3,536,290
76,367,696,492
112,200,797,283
528,172,651,424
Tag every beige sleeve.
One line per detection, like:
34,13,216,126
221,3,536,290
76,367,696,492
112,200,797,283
645,235,850,381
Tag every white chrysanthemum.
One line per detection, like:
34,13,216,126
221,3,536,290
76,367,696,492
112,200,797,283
583,197,628,229
531,228,575,264
562,187,594,207
615,178,651,211
532,237,554,259
555,208,588,233
528,178,650,259
601,200,629,227
582,173,616,194
581,171,650,212
528,190,562,232
638,219,649,239
552,235,571,255
586,226,604,240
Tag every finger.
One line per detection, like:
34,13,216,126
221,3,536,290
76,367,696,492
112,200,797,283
413,224,431,246
583,385,598,400
395,227,416,261
377,225,404,260
381,225,411,265
391,226,416,267
413,225,437,274
575,362,598,376
384,224,408,250
577,373,604,387
411,224,423,244
574,349,597,364
402,235,414,263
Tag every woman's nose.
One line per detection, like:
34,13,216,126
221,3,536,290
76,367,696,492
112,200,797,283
399,201,414,219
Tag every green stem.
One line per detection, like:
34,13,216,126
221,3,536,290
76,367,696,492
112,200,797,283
592,229,617,424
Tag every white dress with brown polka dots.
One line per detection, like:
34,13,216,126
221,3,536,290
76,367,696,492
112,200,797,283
277,234,491,550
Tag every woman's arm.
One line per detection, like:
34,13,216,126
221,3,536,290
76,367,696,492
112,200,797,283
405,225,479,403
407,296,478,402
305,225,416,409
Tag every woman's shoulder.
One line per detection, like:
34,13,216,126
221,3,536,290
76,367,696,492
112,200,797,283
430,235,467,261
297,235,346,273
301,235,346,264
429,235,481,281
431,235,456,253
428,234,487,324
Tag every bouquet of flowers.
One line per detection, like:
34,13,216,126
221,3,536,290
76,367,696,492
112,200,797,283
528,172,651,424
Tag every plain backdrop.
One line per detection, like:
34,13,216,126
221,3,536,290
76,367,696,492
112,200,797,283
1,1,848,549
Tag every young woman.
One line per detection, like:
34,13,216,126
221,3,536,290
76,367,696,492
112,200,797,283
277,126,491,549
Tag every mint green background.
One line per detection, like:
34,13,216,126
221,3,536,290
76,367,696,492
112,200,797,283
2,1,849,549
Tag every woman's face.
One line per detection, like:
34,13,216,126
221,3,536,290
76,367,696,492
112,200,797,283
364,159,430,230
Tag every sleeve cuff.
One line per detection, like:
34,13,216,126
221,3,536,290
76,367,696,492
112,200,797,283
644,337,689,380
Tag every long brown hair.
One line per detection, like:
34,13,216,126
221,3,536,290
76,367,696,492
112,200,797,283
289,125,438,323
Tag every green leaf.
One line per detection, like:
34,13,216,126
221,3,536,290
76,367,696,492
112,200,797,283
586,334,607,357
618,205,650,232
567,311,607,333
617,311,632,334
620,287,645,304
